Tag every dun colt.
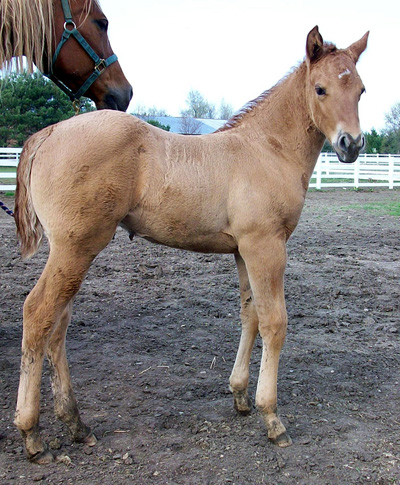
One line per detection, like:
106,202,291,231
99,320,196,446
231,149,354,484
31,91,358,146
14,26,368,463
0,0,132,110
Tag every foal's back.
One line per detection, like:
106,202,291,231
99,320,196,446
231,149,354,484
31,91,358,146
26,109,303,256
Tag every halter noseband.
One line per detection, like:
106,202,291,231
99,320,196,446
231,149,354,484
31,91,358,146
45,0,118,106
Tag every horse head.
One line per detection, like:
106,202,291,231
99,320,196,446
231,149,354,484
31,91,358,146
305,26,369,163
50,0,132,111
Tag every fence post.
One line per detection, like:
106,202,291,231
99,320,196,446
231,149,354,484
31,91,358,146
316,156,322,189
354,158,360,189
388,155,394,189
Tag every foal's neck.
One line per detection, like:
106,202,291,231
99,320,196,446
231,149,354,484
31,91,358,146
233,62,325,175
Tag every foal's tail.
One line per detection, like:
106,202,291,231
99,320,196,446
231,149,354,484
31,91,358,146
15,128,53,259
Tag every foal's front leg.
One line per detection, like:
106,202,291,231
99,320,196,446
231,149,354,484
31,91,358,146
239,235,292,447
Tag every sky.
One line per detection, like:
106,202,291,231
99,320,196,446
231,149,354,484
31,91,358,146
100,0,400,132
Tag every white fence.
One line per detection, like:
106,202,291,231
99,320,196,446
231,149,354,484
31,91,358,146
1,148,400,192
311,152,400,189
0,148,21,191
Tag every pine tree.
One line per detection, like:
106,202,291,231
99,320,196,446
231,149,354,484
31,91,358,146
0,72,94,146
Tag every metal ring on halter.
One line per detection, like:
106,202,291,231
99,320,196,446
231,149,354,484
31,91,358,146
63,20,76,30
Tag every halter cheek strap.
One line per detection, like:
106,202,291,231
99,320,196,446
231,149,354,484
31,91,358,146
45,0,118,105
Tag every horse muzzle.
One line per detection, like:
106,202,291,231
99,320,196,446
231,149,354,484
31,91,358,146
96,85,133,111
333,131,365,164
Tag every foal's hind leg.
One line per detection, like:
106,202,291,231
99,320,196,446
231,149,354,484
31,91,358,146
47,301,96,446
229,254,259,414
14,247,99,463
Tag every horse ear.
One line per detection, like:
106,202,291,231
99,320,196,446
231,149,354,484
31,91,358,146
306,26,324,64
346,31,369,63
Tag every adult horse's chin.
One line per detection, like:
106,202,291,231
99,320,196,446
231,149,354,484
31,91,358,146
333,131,365,164
95,86,133,112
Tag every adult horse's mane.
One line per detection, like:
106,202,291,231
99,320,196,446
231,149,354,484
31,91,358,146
216,42,338,133
0,0,94,73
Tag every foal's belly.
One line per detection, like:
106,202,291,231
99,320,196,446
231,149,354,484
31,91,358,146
119,210,237,254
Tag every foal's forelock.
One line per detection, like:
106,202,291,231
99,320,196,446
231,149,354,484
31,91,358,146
0,0,95,73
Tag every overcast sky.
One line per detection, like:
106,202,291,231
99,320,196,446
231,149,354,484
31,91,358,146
100,0,399,132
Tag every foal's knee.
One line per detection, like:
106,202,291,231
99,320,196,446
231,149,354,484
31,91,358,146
258,309,287,344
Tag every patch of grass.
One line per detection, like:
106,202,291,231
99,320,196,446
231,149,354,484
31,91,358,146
342,201,400,216
0,167,16,173
0,167,17,185
310,178,389,185
310,178,352,184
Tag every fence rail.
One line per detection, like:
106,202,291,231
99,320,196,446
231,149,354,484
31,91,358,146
1,148,400,192
310,153,400,189
0,148,21,191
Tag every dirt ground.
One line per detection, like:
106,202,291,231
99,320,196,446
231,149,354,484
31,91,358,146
0,189,399,484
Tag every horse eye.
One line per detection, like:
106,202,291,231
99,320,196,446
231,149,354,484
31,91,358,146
315,85,326,96
95,19,108,32
361,87,366,95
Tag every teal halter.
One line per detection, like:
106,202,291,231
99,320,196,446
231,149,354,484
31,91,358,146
46,0,118,104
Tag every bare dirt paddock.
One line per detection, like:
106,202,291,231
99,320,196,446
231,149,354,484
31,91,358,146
0,189,399,484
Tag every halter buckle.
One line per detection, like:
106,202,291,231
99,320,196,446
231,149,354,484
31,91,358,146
72,99,81,115
95,59,107,74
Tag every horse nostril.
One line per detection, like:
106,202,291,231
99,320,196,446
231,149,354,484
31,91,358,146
338,134,349,151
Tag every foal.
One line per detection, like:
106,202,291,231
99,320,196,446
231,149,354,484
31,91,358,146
14,26,368,463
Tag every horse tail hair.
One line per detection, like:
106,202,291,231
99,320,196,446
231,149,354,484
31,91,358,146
14,127,53,259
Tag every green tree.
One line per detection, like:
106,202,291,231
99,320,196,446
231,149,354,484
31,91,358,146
146,119,170,131
321,140,333,152
379,101,400,153
0,71,94,147
381,129,400,154
364,128,384,153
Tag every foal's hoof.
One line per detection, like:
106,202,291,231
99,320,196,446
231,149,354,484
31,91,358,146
82,431,97,447
270,432,293,448
29,449,54,465
233,390,252,415
84,433,97,447
75,431,97,447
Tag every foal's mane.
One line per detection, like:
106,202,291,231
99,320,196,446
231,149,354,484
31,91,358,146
216,42,337,133
0,0,95,73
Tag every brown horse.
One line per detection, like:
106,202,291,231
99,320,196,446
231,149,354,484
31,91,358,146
14,26,368,463
0,0,132,110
